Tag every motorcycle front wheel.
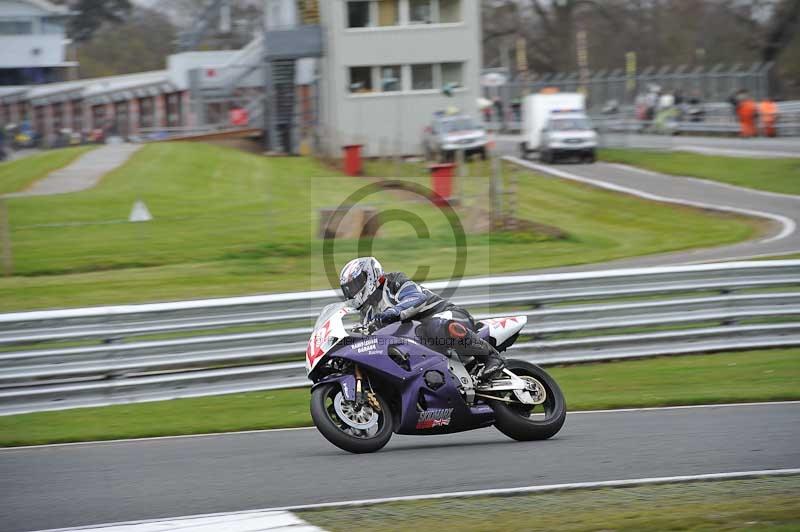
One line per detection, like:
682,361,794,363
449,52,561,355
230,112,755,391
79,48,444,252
310,382,393,454
488,359,566,441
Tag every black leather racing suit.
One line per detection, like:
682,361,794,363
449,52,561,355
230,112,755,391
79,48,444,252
362,272,504,374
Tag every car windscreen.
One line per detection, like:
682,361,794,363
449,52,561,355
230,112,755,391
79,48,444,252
549,118,591,131
440,118,479,134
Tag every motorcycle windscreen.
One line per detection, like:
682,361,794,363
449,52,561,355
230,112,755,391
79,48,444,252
306,303,351,374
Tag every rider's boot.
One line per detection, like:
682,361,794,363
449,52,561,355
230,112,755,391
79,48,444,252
480,350,506,382
447,321,505,383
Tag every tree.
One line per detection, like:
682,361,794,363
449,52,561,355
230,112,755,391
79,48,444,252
76,7,175,78
65,0,133,42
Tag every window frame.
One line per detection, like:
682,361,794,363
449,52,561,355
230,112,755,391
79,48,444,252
347,62,467,98
410,63,435,91
346,0,373,28
348,65,375,93
344,0,463,30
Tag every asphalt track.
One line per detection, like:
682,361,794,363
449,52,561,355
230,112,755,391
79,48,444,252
2,402,799,532
503,157,800,271
492,134,800,271
496,133,800,158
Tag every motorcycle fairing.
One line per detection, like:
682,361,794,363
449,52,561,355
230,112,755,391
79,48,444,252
478,316,527,346
311,373,357,402
327,328,495,435
306,306,350,374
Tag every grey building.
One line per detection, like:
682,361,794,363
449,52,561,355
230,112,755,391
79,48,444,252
0,0,76,85
318,0,481,156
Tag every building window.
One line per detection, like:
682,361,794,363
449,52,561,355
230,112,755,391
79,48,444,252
347,1,371,28
166,94,182,127
380,65,402,92
441,62,463,88
409,0,432,24
411,64,434,90
138,97,154,129
0,19,33,35
439,0,461,23
377,0,399,26
42,17,65,34
349,66,374,93
71,101,82,132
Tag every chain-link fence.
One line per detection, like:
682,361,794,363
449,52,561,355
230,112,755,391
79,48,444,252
484,62,773,113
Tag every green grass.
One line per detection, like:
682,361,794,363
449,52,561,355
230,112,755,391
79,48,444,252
749,253,800,261
1,143,759,311
301,476,800,532
1,348,797,447
600,148,800,195
0,146,96,195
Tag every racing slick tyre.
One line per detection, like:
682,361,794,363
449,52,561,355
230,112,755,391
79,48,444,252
489,359,566,441
310,382,394,453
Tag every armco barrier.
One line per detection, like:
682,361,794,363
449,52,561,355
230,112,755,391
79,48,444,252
0,261,798,415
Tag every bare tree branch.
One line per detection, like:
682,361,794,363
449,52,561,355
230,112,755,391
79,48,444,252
529,0,556,36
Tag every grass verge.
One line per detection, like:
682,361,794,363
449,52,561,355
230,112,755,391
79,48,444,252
301,476,800,532
2,144,759,311
600,148,800,195
1,348,797,447
0,146,96,195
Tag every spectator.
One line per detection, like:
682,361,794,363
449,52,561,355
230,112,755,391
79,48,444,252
736,91,758,138
729,90,743,118
759,98,778,137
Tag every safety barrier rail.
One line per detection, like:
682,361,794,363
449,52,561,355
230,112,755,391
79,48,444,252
1,261,798,415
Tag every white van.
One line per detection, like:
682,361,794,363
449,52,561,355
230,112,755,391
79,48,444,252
520,93,597,163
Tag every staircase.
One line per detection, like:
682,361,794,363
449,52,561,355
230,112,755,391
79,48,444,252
269,59,297,152
300,0,320,24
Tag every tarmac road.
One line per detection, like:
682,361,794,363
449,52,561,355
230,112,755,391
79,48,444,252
2,402,799,532
496,133,800,158
502,157,800,272
490,135,800,272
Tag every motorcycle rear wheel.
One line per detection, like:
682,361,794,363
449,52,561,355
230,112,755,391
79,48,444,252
489,359,566,441
310,382,393,454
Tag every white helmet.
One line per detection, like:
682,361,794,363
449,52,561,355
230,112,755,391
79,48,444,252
339,257,383,309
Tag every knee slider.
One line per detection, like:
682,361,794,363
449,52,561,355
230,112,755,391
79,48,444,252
447,321,468,339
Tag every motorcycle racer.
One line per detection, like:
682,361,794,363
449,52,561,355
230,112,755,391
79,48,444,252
339,257,506,380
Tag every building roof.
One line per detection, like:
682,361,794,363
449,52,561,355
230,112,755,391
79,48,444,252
0,86,29,97
1,70,175,105
16,0,74,16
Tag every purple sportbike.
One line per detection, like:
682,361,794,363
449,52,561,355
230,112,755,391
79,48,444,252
306,302,566,453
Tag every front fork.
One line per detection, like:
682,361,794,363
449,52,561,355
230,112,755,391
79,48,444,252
313,365,380,411
355,365,382,411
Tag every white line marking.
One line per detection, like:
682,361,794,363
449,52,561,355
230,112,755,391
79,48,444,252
35,468,800,532
607,162,800,201
275,468,800,511
3,401,798,451
568,400,800,415
674,145,800,159
35,510,325,532
505,156,797,246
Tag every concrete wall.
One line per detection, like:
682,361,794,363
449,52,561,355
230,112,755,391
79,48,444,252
320,0,481,157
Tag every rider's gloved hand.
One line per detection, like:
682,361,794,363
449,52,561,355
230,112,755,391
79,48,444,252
374,307,400,329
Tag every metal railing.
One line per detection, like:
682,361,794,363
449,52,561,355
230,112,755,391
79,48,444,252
1,261,798,416
483,62,774,116
485,100,800,137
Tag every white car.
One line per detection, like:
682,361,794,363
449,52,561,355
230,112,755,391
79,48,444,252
422,114,489,162
538,113,597,164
